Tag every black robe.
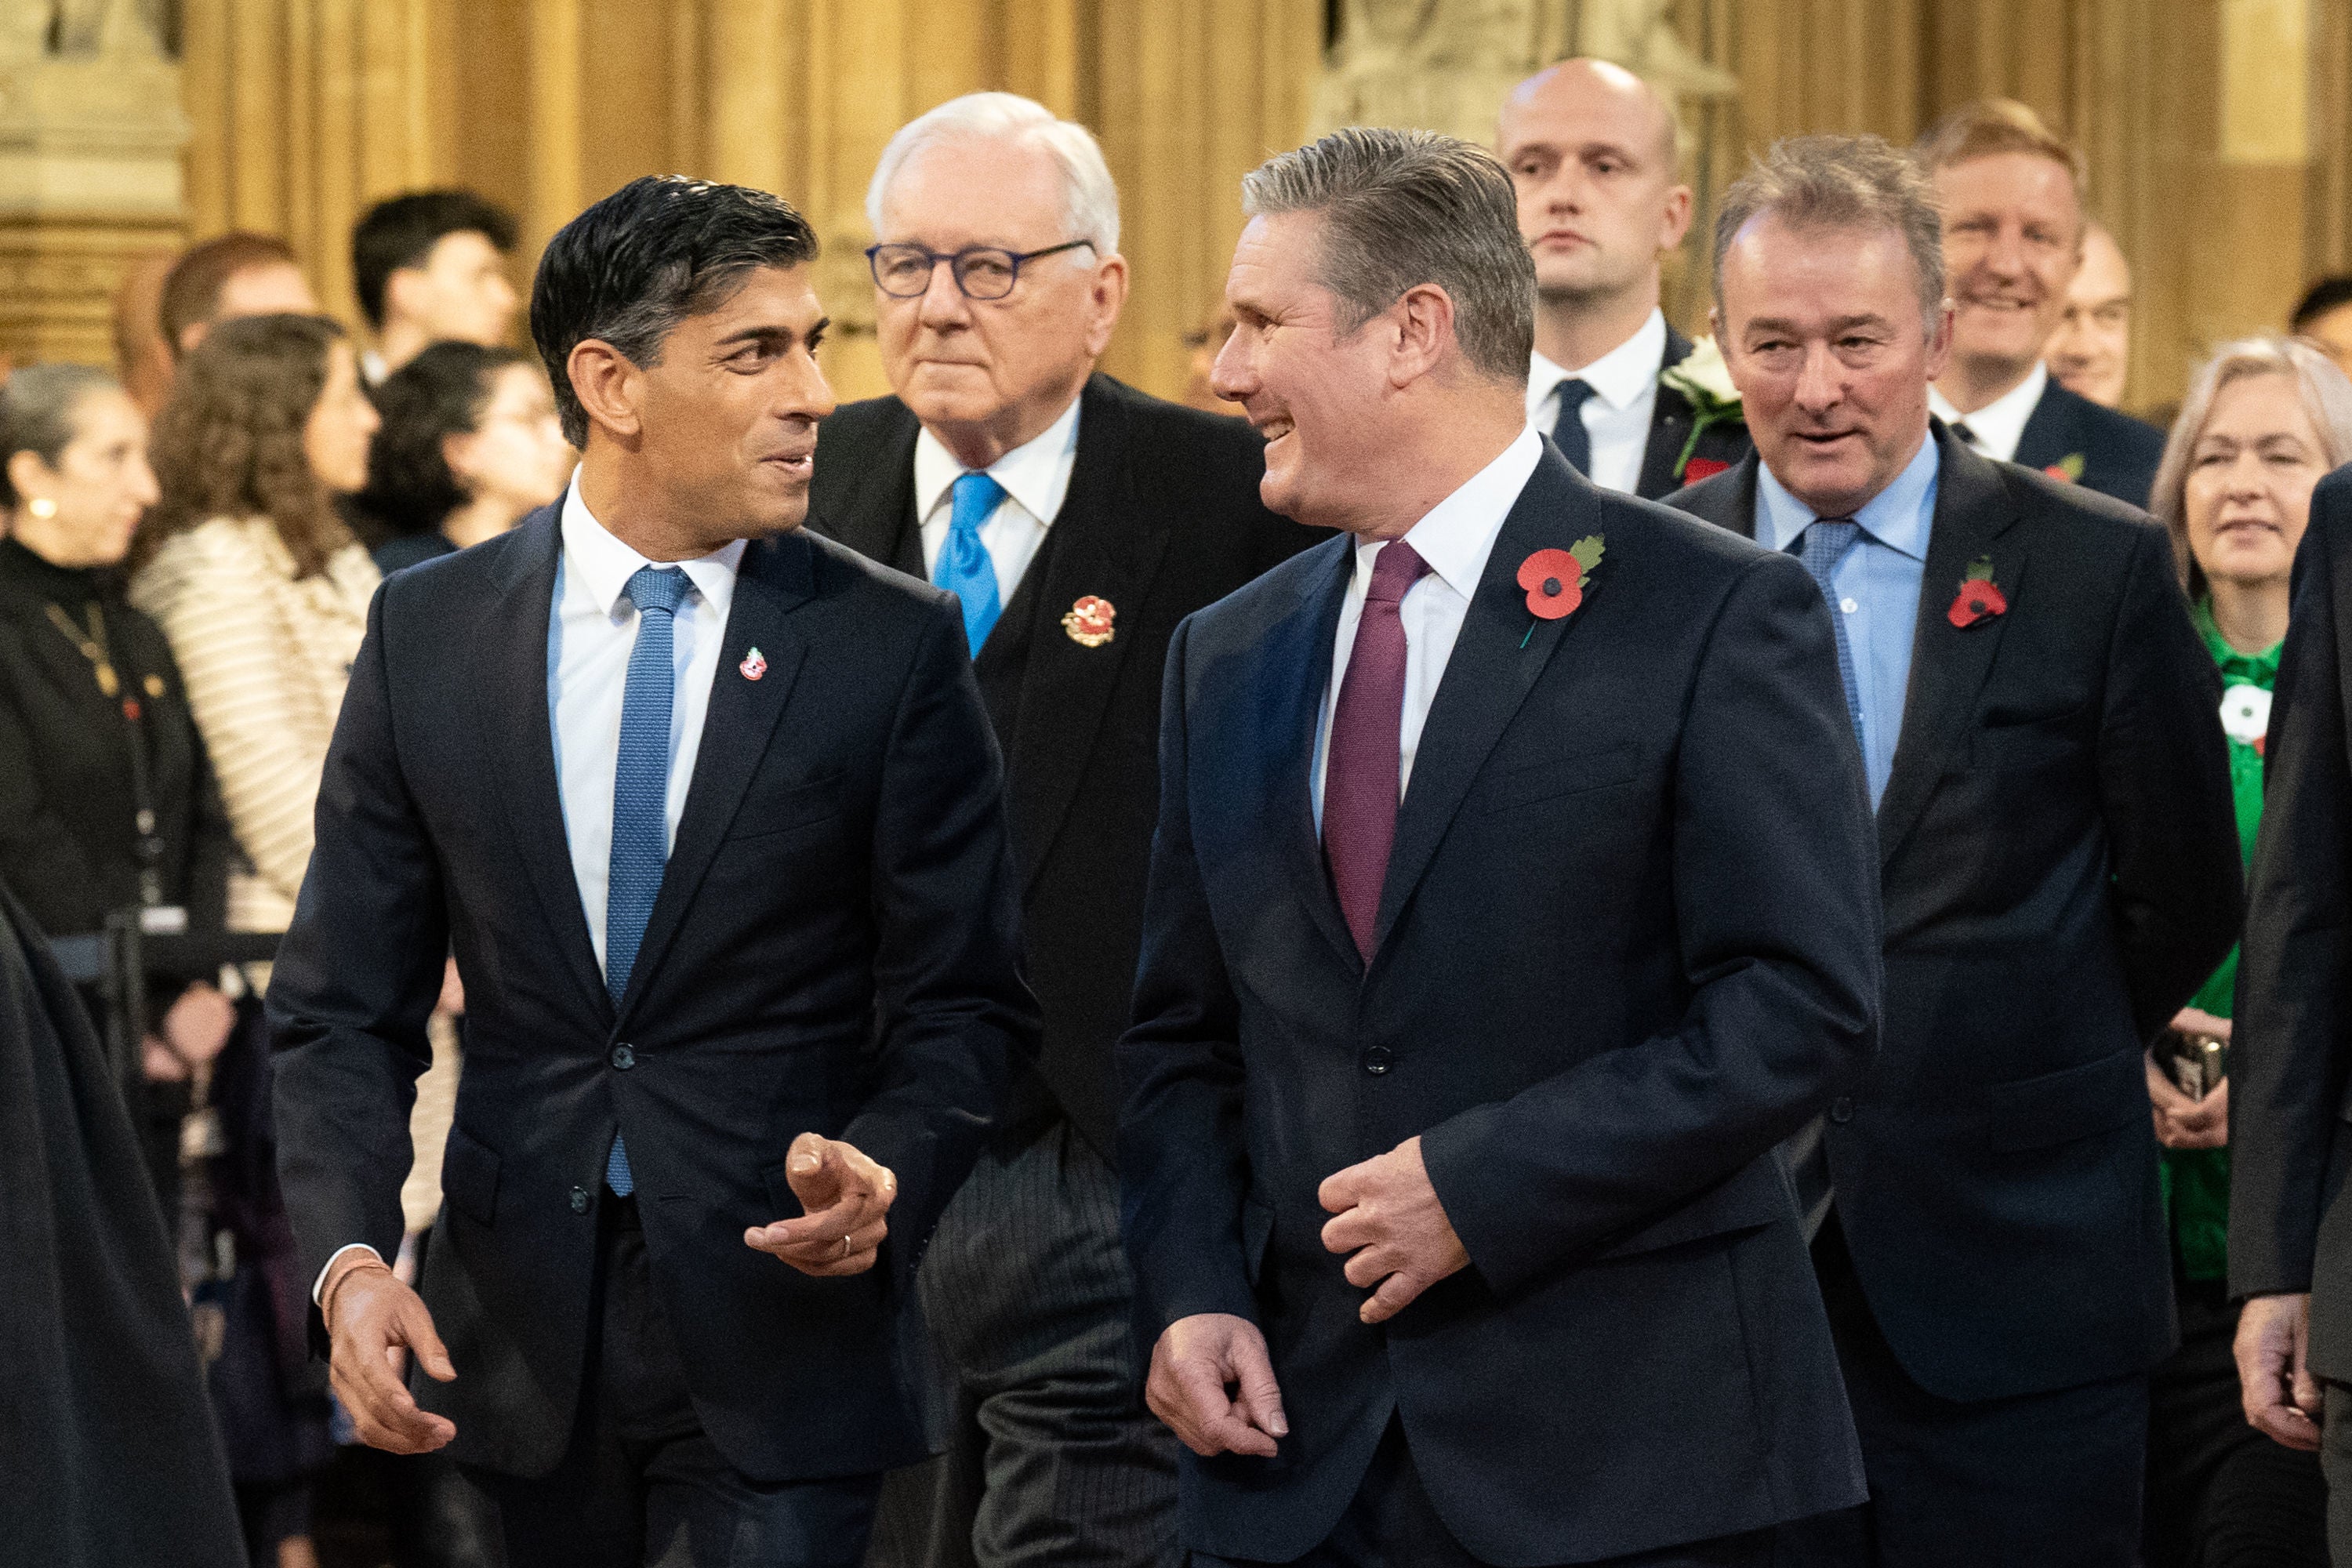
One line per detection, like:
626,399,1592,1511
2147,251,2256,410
0,882,243,1568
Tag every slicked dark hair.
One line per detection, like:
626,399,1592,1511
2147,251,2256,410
354,339,532,538
2294,275,2352,333
352,189,520,329
530,176,819,447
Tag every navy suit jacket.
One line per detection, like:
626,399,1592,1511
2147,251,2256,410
2014,377,2165,508
1670,428,2243,1401
1119,445,1880,1564
266,507,1038,1483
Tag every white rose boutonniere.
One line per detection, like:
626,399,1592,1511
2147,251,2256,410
1658,336,1744,482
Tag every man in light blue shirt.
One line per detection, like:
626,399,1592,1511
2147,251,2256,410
1752,435,1937,806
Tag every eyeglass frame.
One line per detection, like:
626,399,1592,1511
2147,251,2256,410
864,239,1098,300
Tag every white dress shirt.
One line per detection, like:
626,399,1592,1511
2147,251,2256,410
1311,425,1546,830
1929,361,2048,463
318,470,746,1304
1526,307,1667,495
913,392,1083,605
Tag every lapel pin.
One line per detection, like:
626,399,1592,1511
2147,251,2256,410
739,647,768,681
1062,595,1116,648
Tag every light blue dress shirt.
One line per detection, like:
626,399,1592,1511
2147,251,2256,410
1752,435,1940,808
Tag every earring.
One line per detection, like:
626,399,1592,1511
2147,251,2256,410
26,496,55,519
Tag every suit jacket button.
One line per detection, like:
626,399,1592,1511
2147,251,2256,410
611,1043,636,1070
569,1186,590,1214
1363,1046,1394,1076
1830,1096,1856,1123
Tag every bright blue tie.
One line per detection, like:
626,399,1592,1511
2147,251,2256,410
1796,520,1866,754
603,564,691,1196
935,471,1007,655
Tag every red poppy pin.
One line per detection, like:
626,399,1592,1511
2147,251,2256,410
1947,557,2007,629
739,646,768,681
1516,536,1604,646
1062,594,1116,648
1682,458,1731,484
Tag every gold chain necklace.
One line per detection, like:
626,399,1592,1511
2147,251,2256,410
43,601,119,699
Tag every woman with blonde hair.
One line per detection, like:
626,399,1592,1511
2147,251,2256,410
2141,333,2352,1568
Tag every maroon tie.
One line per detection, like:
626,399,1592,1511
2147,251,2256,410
1324,539,1432,961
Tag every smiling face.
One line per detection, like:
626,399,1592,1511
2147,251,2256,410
873,135,1126,462
2046,223,2131,408
1210,210,1405,533
8,387,159,568
1717,215,1951,519
1497,60,1690,309
1934,151,2082,392
302,340,381,495
2183,370,2329,592
625,263,837,548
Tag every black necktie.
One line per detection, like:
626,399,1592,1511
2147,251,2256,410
1551,378,1597,475
1951,421,1981,448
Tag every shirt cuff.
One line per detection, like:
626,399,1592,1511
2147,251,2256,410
312,1243,386,1306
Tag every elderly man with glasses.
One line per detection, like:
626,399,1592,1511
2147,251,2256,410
811,93,1318,1568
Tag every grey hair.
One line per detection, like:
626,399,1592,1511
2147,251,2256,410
2153,335,2352,596
866,92,1120,256
0,363,118,508
1240,126,1535,384
1712,134,1947,332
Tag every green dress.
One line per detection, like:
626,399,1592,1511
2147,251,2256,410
2159,598,2278,1282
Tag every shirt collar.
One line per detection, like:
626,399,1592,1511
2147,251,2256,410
1358,424,1546,600
1755,427,1940,560
913,390,1085,528
1928,361,2048,461
2193,597,2283,683
559,470,746,622
1526,308,1668,419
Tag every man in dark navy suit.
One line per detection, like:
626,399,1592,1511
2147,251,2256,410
1668,134,2241,1564
1119,126,1882,1567
1915,99,2165,506
267,176,1036,1567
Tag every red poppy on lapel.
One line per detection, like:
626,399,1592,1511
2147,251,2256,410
1517,536,1606,622
1947,557,2007,629
1682,457,1730,484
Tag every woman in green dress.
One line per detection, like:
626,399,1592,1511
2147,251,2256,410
2142,335,2352,1567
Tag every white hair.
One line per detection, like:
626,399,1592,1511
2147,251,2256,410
865,92,1120,256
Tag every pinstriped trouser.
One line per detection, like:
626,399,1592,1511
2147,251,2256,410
863,1119,1181,1568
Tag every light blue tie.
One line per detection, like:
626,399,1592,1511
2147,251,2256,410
935,471,1007,656
603,564,691,1196
1796,520,1866,755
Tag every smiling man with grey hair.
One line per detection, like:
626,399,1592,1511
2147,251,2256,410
812,91,1315,1568
1668,132,2242,1565
1118,123,1882,1567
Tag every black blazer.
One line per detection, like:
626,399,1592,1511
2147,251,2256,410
1668,426,2244,1401
810,373,1319,1154
265,505,1038,1483
2230,467,2352,1374
1633,325,1755,499
2013,376,2166,509
1120,446,1878,1565
0,537,230,938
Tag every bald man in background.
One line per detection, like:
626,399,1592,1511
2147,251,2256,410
1499,59,1751,497
2047,220,2132,409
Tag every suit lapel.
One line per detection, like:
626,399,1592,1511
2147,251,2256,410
615,533,816,1024
999,377,1172,887
823,405,925,577
1871,429,2028,868
1636,325,1697,499
1372,451,1597,953
1272,539,1361,971
2010,381,2075,474
479,509,611,1025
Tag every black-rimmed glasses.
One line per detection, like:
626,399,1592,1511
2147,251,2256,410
866,240,1096,300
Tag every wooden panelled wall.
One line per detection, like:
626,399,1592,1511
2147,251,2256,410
180,0,2348,412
